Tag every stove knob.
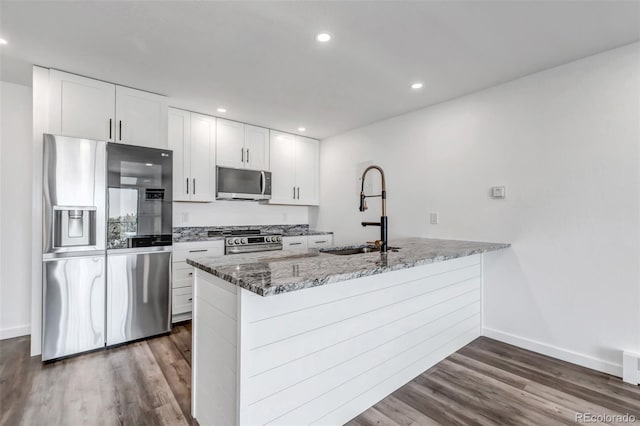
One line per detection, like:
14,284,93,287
227,238,234,245
277,236,282,242
241,238,247,244
265,236,272,242
234,238,240,245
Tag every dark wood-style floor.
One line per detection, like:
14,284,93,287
1,324,638,426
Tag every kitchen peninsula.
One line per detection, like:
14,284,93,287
187,238,509,426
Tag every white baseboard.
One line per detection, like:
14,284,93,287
622,351,640,385
482,327,622,378
0,324,30,340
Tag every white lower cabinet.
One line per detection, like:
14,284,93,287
172,240,224,322
282,236,308,251
282,234,333,251
307,234,333,249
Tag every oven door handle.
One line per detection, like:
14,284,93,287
260,171,266,195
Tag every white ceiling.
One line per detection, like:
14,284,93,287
1,1,639,139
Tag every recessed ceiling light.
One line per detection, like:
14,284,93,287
316,33,332,43
298,127,306,132
411,82,423,90
217,108,227,113
0,38,7,45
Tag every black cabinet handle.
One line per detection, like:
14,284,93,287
119,120,122,141
315,240,327,244
246,149,249,163
109,119,112,139
293,186,296,199
188,272,193,276
188,298,192,302
188,249,208,253
297,187,300,199
193,178,196,194
241,148,244,162
186,178,189,194
289,242,303,246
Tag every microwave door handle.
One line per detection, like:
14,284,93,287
260,171,266,195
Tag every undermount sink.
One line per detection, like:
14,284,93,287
322,246,400,256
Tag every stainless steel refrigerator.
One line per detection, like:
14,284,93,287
42,134,172,361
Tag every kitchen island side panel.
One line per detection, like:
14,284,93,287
193,255,482,425
237,254,482,426
192,269,239,426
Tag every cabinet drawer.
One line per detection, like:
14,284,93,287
172,287,193,315
308,235,333,249
174,262,194,279
174,241,224,263
282,236,308,251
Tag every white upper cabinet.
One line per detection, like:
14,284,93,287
269,131,296,204
168,108,191,201
189,113,216,202
216,119,245,169
269,131,319,206
216,119,270,171
49,70,116,142
168,108,216,202
244,125,270,171
48,69,167,149
294,136,319,205
115,86,168,148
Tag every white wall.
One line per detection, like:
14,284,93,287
173,201,308,227
0,81,33,339
313,43,640,375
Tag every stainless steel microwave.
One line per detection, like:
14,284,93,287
216,166,272,201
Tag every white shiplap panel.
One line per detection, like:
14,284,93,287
245,264,481,348
267,320,480,426
246,278,480,377
195,296,237,347
193,272,239,426
197,271,238,320
194,313,237,374
310,326,480,426
247,293,480,403
246,313,480,424
244,255,481,322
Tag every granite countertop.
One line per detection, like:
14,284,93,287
186,238,510,297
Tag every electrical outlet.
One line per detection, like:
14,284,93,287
491,186,506,198
430,212,439,225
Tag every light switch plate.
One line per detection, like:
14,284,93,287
491,186,506,198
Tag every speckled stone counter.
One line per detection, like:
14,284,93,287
186,238,509,296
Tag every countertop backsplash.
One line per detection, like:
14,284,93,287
173,224,332,242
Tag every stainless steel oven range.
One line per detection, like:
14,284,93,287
224,230,283,255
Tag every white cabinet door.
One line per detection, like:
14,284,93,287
244,125,270,171
115,86,168,148
294,136,320,205
168,108,191,201
269,131,296,204
189,113,216,202
49,70,115,142
216,119,245,169
307,234,333,248
282,236,308,251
